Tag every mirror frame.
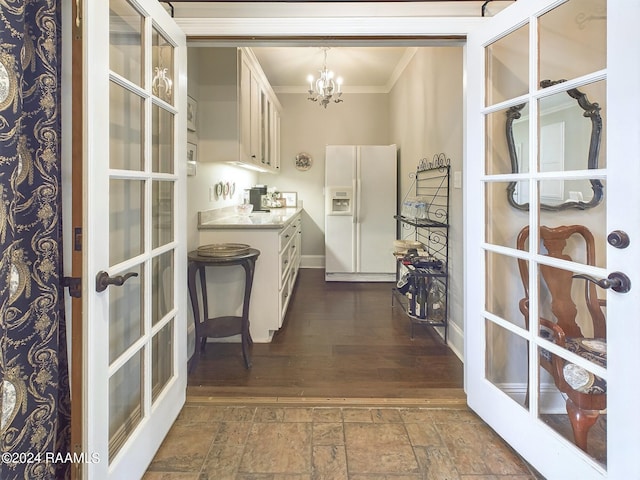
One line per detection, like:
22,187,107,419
506,79,604,211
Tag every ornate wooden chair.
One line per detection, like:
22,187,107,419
517,225,606,453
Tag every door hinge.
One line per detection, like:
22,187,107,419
74,227,82,251
74,0,82,40
73,443,82,479
63,276,82,298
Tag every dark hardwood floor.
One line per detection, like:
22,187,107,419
187,268,464,401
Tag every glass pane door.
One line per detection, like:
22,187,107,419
484,1,609,465
466,0,640,478
85,0,187,477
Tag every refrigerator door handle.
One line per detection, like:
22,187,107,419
356,178,362,223
352,179,358,224
353,178,358,272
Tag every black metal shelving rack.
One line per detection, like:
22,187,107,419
392,156,450,340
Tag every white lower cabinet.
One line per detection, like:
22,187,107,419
279,216,301,322
197,212,302,342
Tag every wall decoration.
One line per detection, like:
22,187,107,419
187,142,197,176
281,192,298,208
187,96,197,131
295,152,312,171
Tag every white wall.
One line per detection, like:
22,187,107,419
389,47,465,357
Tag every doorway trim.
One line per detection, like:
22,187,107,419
170,4,490,40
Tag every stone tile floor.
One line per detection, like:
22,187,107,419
144,404,543,479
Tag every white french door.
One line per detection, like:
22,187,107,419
84,0,187,477
465,0,640,478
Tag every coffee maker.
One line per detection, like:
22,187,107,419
248,185,268,211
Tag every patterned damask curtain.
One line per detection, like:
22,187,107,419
0,1,71,479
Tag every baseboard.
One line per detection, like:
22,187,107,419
301,255,324,269
495,382,566,414
446,321,464,362
325,272,395,282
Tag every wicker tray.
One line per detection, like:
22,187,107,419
197,243,251,257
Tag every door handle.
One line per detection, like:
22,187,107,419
96,271,138,292
572,271,631,293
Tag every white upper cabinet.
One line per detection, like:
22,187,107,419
199,47,281,173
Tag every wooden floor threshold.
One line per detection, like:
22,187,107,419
186,393,468,409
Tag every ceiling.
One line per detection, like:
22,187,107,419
250,46,417,93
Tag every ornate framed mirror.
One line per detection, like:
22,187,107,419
506,79,604,211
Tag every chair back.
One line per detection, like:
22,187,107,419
516,225,605,339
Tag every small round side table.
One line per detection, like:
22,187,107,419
187,247,260,370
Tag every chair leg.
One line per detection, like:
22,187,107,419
566,398,600,452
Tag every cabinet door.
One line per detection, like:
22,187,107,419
269,103,280,170
249,72,261,164
239,55,252,163
261,91,270,167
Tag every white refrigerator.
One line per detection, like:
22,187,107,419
325,144,397,281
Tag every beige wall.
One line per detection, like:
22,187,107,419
259,92,390,259
389,47,465,355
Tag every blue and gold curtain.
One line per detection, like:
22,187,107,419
0,1,71,479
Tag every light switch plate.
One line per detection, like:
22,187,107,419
453,171,462,189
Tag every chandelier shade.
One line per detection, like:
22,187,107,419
307,48,343,108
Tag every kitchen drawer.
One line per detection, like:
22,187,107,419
289,215,301,231
279,260,300,326
279,272,291,326
288,238,298,264
279,247,292,286
279,221,297,251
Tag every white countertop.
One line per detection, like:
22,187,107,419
198,206,302,230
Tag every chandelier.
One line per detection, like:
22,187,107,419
307,48,343,108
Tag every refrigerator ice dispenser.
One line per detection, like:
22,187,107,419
326,187,353,215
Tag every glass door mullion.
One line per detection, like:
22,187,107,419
108,335,148,376
532,70,607,98
532,254,607,278
152,95,177,115
110,73,150,102
525,9,542,423
484,310,529,339
141,10,154,428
